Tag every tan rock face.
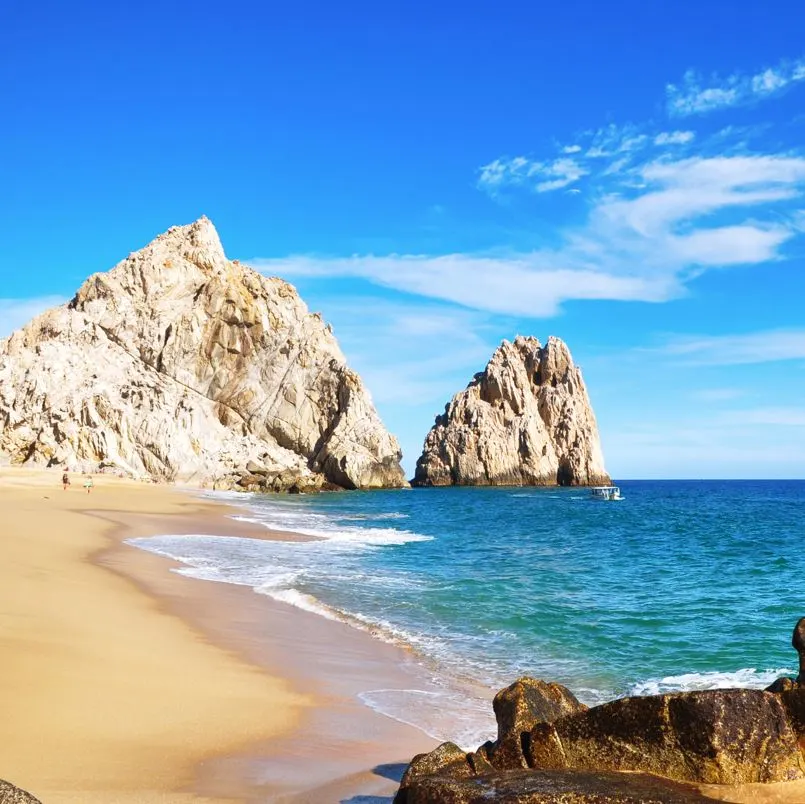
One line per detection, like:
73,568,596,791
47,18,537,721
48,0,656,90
526,689,805,785
413,336,610,487
0,218,406,491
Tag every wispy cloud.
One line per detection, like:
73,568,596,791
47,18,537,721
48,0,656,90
478,122,700,197
479,156,588,194
666,56,805,117
654,130,695,146
253,154,805,317
253,253,674,317
0,296,66,339
659,328,805,365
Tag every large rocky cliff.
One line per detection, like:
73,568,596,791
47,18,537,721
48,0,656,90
413,336,610,487
0,218,407,491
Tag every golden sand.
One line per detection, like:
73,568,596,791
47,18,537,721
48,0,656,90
0,468,309,803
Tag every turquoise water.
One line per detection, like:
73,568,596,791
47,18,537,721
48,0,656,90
131,480,805,742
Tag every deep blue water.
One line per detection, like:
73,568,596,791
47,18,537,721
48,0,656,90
131,480,805,742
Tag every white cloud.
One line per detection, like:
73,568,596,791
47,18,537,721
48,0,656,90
0,296,66,339
534,158,588,192
667,57,805,117
478,156,588,194
598,155,805,240
751,68,787,94
255,155,805,318
478,158,509,187
489,124,703,197
254,254,676,317
654,130,695,146
659,328,805,365
582,124,652,159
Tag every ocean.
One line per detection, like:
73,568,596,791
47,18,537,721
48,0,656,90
129,480,805,747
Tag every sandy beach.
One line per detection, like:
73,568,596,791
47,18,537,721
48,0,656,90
0,468,437,803
5,477,805,804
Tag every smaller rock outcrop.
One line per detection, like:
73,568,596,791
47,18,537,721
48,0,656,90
0,780,42,803
413,336,610,487
491,678,587,769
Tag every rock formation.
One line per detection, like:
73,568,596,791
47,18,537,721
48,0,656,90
413,336,610,487
396,686,805,802
0,780,42,803
0,218,406,491
524,688,803,785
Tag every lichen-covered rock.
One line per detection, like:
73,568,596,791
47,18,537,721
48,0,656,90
402,768,714,803
413,336,609,487
0,218,407,491
491,677,587,769
0,780,42,803
526,689,804,785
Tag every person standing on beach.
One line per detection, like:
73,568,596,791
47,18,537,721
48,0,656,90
62,472,70,491
83,476,94,494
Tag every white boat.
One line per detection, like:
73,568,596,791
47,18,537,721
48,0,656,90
590,485,623,501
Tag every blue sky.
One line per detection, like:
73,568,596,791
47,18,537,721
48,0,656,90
2,0,804,478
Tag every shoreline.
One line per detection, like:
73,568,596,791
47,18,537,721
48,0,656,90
6,469,805,802
0,468,442,802
99,506,447,801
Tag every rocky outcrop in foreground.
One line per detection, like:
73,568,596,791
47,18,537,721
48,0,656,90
0,780,42,803
395,619,805,803
413,336,610,487
0,218,406,491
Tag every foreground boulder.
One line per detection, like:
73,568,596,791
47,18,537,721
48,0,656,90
0,780,42,803
413,336,610,487
401,768,714,803
396,677,587,802
526,689,804,784
491,678,587,769
0,218,407,491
